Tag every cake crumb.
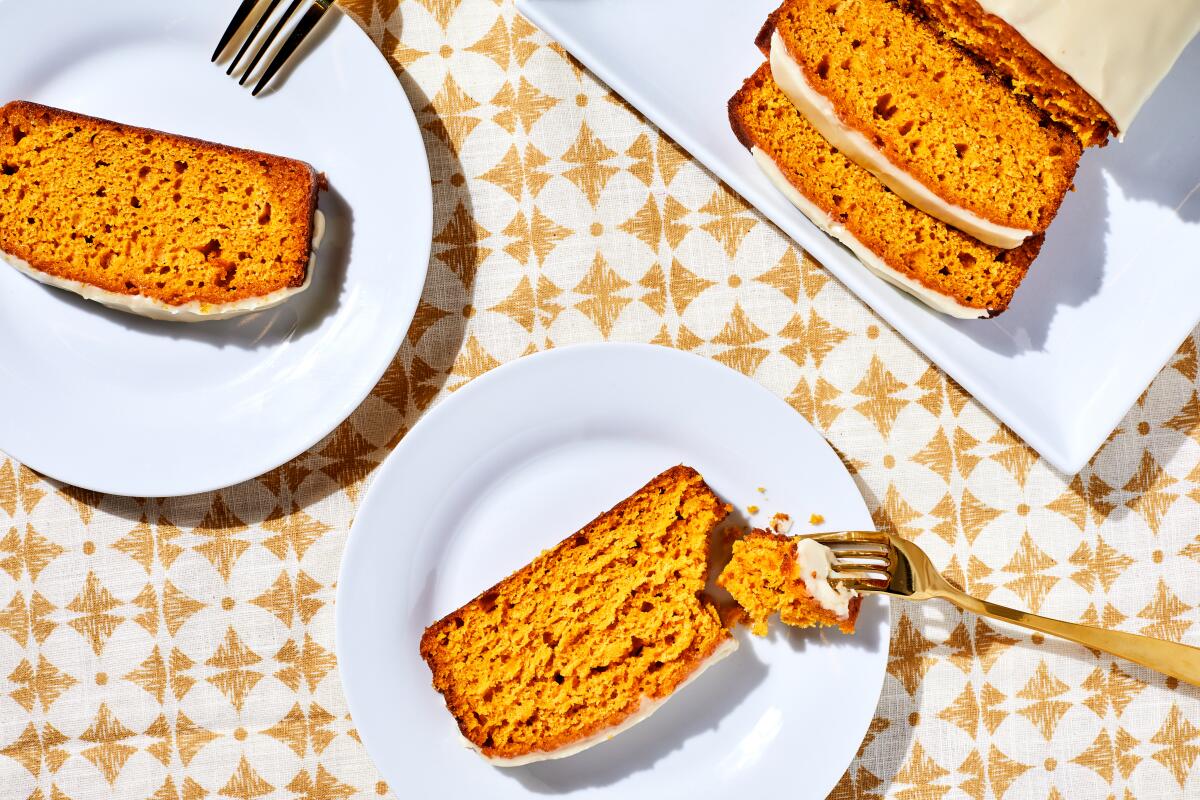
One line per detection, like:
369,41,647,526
809,513,825,525
757,486,766,493
747,505,760,515
769,513,793,534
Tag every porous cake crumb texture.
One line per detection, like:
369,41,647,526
769,0,1081,233
903,0,1114,147
729,64,1042,315
420,466,732,762
719,530,859,635
0,101,318,308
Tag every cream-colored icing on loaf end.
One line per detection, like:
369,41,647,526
750,147,990,319
1,210,324,322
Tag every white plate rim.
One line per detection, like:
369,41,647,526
0,0,432,497
336,342,890,799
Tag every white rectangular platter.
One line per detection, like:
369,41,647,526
517,0,1200,474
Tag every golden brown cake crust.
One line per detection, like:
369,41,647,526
902,0,1114,147
754,9,780,53
718,530,861,635
766,0,1082,234
0,101,320,308
729,63,1041,316
758,0,1111,147
419,466,733,762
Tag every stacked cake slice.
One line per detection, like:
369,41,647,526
731,0,1102,318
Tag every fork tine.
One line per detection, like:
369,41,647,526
213,0,261,62
830,568,890,583
827,547,890,559
832,560,891,574
227,0,283,76
834,579,887,593
835,554,892,566
807,530,890,545
238,0,305,86
251,0,331,97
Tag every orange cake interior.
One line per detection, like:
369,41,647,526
0,101,320,312
765,0,1081,237
719,530,860,636
420,466,733,764
729,63,1042,317
902,0,1114,147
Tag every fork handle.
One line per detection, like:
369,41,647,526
935,586,1200,685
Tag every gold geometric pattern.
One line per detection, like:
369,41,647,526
698,184,759,259
1000,532,1059,612
79,704,138,785
2,2,1200,799
8,656,76,713
887,614,938,697
573,252,632,337
1016,661,1072,740
205,627,264,712
1151,705,1200,786
65,572,125,655
892,741,950,800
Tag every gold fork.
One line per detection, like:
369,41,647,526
808,530,1200,686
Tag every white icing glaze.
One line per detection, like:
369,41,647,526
473,637,740,767
976,0,1200,138
770,31,1031,249
0,210,324,322
793,538,857,619
750,146,989,319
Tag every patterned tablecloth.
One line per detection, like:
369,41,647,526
4,2,1200,798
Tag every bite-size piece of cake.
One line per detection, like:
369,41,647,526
719,530,860,636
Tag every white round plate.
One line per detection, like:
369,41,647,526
338,344,889,800
0,0,431,496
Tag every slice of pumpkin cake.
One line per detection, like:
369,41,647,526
420,466,735,766
719,529,860,636
0,101,323,321
730,63,1043,318
761,0,1081,248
